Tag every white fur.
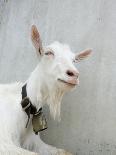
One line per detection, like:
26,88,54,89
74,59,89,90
0,40,91,155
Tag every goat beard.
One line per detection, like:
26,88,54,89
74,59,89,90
45,84,65,121
40,79,72,121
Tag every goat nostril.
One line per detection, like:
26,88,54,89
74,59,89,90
66,70,74,77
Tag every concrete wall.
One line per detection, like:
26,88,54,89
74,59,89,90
0,0,116,154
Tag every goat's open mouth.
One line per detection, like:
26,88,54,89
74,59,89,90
58,79,77,86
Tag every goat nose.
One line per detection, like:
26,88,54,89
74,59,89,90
66,70,79,78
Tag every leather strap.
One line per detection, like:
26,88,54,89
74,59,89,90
21,84,47,134
21,84,37,127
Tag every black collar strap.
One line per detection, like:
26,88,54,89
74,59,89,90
21,84,47,134
21,84,37,115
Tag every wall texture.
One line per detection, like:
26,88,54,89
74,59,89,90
0,0,116,155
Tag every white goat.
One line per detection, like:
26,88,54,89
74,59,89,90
0,25,92,155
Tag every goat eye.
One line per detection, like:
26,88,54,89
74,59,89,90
45,51,54,56
73,59,76,63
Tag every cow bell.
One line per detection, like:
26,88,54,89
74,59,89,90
32,108,47,135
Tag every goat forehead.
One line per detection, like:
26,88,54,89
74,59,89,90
47,41,74,59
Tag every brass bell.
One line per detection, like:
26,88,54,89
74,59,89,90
32,108,47,135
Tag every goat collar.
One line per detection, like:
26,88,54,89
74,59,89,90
21,84,47,135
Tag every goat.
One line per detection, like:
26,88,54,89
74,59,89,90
0,25,92,155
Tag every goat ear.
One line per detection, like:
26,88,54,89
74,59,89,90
31,25,43,56
75,49,92,61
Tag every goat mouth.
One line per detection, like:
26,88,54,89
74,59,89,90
58,79,77,86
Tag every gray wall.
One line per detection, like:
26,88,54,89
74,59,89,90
0,0,116,154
